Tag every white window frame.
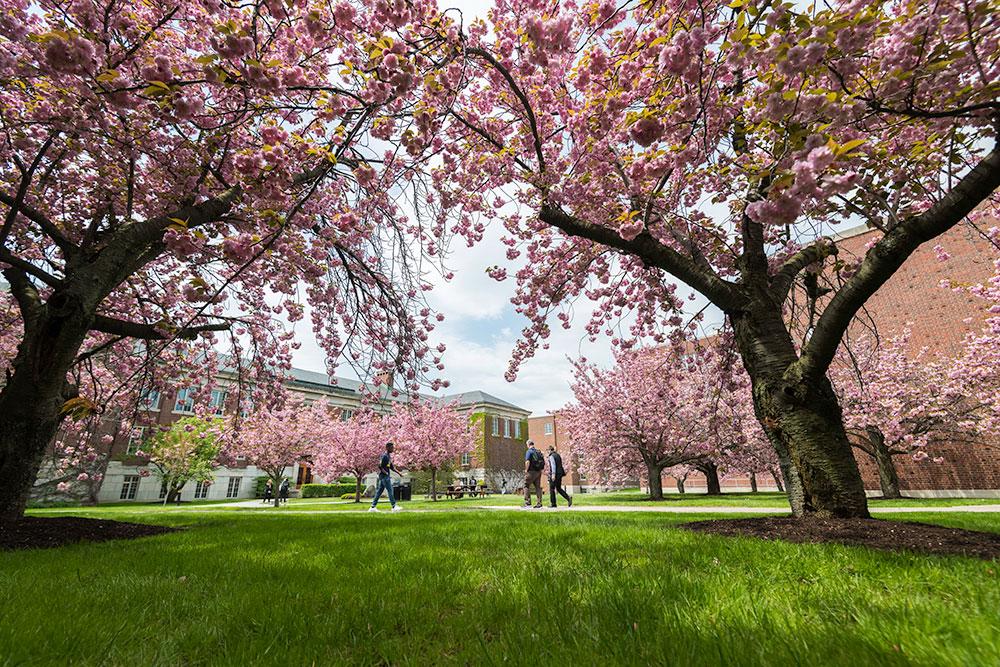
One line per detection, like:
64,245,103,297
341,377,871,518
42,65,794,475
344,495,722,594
126,427,147,456
140,389,161,411
210,389,227,416
461,452,471,466
504,419,511,438
340,409,354,422
194,480,211,499
226,477,241,498
514,420,521,439
173,387,195,414
491,416,500,436
120,475,140,500
544,422,553,435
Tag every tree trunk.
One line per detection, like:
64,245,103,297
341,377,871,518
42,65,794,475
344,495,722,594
0,294,92,521
646,461,664,500
431,468,437,501
769,467,785,492
676,477,686,494
866,426,902,499
731,308,870,518
699,461,722,495
354,474,362,503
749,471,758,493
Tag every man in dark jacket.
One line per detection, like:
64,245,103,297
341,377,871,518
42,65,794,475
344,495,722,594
547,446,572,508
369,441,403,513
523,440,545,508
279,478,290,504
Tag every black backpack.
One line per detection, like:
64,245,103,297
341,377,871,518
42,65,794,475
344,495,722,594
527,448,545,471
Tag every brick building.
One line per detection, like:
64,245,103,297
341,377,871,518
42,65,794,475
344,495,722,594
40,364,529,504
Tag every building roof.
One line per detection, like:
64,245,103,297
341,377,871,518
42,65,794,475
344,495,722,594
439,390,529,414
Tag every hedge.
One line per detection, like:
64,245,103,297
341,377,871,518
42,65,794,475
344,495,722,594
301,483,357,498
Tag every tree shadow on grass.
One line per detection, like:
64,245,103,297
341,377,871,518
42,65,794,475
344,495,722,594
1,512,996,666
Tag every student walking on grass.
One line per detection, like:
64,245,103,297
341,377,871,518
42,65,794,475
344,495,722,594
369,441,403,513
279,478,290,504
548,446,572,508
523,440,545,508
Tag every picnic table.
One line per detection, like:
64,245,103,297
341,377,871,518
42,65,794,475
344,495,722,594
444,484,490,499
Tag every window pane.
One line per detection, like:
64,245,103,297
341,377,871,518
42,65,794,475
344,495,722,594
140,389,160,411
210,389,227,415
491,416,499,436
174,388,194,413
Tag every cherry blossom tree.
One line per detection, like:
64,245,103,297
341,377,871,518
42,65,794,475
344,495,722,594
0,0,461,519
391,400,473,500
312,409,386,503
437,0,1000,517
562,346,722,500
224,404,324,507
140,416,225,505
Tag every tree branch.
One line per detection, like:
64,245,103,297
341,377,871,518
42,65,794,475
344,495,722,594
770,238,839,302
799,143,1000,378
91,315,230,340
538,203,745,312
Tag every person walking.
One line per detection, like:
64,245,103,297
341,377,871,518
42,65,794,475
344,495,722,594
262,479,273,504
278,478,290,504
547,446,572,508
369,441,403,513
523,440,544,508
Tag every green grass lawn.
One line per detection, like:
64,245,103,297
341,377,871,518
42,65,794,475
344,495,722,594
27,491,1000,518
3,506,999,665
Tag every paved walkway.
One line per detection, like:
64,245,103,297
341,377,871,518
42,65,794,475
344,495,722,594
126,502,1000,515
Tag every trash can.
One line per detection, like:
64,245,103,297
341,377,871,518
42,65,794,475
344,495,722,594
397,483,411,502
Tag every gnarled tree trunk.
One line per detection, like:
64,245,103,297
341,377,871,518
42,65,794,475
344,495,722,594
769,467,785,493
732,304,870,518
749,471,758,493
0,285,92,522
676,476,686,494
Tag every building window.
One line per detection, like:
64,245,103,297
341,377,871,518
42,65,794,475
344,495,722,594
194,480,211,499
210,389,227,416
340,409,354,422
514,420,521,438
140,389,161,411
544,422,553,435
126,427,147,456
491,416,500,436
120,475,140,500
173,387,195,413
226,477,241,498
461,452,471,466
503,419,511,438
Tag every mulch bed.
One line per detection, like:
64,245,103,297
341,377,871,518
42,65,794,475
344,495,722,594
683,517,1000,560
0,516,178,551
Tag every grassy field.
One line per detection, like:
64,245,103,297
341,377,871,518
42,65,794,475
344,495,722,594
27,491,1000,517
3,506,999,665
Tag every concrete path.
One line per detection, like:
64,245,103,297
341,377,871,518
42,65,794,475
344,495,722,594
132,502,1000,515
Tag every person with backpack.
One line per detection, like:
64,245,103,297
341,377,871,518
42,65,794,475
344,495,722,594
547,446,572,508
278,478,290,504
523,440,545,508
369,441,403,513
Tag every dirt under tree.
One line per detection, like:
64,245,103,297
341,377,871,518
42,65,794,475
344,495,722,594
0,516,177,551
683,517,1000,560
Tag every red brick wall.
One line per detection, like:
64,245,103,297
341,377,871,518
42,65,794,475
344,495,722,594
827,223,1000,492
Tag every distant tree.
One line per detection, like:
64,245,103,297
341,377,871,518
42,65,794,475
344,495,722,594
312,410,386,503
391,401,473,500
142,417,225,504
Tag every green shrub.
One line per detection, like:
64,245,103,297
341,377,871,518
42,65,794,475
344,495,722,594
301,483,356,498
341,492,360,500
